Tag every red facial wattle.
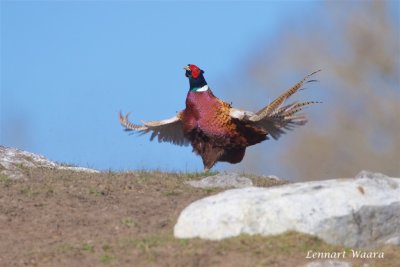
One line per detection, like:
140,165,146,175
189,64,201,78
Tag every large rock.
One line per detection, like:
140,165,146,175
174,172,400,248
0,146,98,179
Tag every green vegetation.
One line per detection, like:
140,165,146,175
99,254,115,264
0,174,12,186
121,218,136,228
82,243,94,253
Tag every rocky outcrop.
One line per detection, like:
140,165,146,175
0,146,98,179
174,171,400,248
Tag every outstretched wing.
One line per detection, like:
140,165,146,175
119,111,190,146
230,70,321,140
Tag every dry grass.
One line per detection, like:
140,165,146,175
0,168,398,267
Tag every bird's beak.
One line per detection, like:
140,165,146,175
183,66,190,71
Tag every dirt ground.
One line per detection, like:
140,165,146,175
0,168,398,267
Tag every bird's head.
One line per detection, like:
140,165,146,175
184,64,203,79
184,64,208,92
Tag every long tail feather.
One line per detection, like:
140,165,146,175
248,71,321,140
275,101,322,119
252,70,321,121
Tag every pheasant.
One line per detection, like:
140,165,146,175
119,64,320,171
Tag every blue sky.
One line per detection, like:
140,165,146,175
1,1,319,172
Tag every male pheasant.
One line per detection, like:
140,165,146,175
119,64,320,171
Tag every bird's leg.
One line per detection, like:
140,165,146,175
203,167,210,173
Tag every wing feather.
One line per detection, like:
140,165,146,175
119,111,190,146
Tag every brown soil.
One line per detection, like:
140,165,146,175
0,169,398,267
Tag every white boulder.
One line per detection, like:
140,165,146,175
174,172,400,248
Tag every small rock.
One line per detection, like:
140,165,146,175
262,174,281,180
303,260,352,267
355,170,388,179
385,235,400,245
186,172,253,189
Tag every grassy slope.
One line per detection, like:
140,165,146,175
0,168,398,267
